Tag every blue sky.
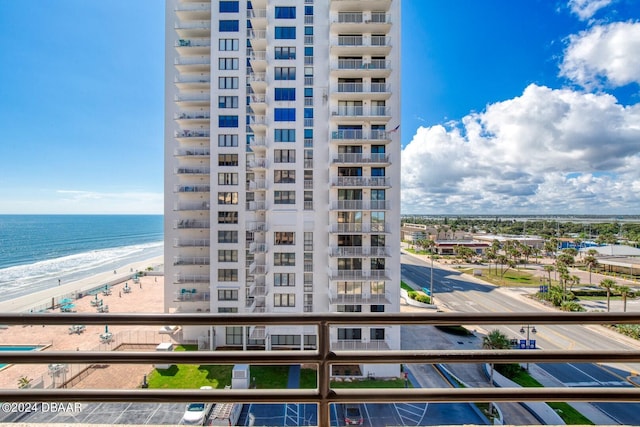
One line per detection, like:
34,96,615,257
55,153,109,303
0,0,638,214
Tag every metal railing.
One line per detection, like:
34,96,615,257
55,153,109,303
1,312,640,427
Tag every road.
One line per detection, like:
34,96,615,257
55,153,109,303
402,253,640,425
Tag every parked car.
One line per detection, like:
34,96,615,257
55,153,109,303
181,386,213,425
344,404,363,425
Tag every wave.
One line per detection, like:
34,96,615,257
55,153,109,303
0,241,163,301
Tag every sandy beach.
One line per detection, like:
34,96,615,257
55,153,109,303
0,257,171,390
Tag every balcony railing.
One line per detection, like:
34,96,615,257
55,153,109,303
329,246,391,257
331,130,390,141
174,148,210,157
332,177,391,187
329,222,391,233
328,269,391,280
332,106,391,117
332,153,390,164
330,200,391,210
174,219,210,229
1,312,640,427
173,238,210,247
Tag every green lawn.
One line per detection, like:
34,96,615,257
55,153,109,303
464,267,554,288
147,364,232,389
508,370,593,425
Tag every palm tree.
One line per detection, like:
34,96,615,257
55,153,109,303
600,278,617,312
584,255,598,285
17,376,32,389
569,275,580,292
482,329,511,419
542,264,554,284
617,285,631,312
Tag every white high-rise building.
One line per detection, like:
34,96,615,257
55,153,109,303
165,0,401,377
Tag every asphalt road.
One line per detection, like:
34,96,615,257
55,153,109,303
401,253,640,425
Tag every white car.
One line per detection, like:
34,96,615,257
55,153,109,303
181,386,213,425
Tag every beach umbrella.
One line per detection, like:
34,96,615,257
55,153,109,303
94,294,98,300
105,325,109,334
60,298,72,304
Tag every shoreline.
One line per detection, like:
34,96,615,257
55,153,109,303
0,255,164,314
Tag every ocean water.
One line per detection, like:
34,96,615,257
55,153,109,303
0,215,163,302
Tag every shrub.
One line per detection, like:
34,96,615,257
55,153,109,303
496,363,523,378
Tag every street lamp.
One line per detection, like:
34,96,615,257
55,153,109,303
429,252,434,305
519,325,537,370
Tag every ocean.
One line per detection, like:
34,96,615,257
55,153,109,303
0,215,163,302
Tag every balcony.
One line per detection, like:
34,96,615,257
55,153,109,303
331,106,391,121
329,290,392,304
331,35,392,55
329,200,391,210
173,274,210,284
331,129,391,144
248,179,267,191
172,202,209,213
175,38,211,55
174,111,210,126
174,185,210,193
174,74,210,91
248,29,267,51
173,289,211,302
249,262,267,275
248,136,268,151
332,59,392,79
249,50,267,72
249,283,267,297
173,238,210,248
248,157,267,170
331,153,391,165
329,222,392,233
331,177,391,188
249,242,267,254
174,20,211,38
249,94,267,114
175,3,211,21
174,56,210,73
174,93,210,108
330,0,392,12
248,8,267,28
2,312,639,427
248,115,268,133
173,148,210,158
173,256,210,266
329,246,391,257
331,13,391,34
174,219,210,229
329,269,391,280
247,201,267,212
174,166,210,175
246,221,267,232
332,82,392,101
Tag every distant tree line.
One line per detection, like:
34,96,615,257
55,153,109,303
402,217,640,246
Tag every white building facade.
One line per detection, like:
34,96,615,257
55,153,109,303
165,0,401,378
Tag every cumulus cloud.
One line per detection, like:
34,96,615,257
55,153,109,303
568,0,613,20
560,21,640,88
401,84,640,214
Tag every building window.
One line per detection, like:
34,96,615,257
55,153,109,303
370,328,385,340
304,232,313,251
275,88,296,101
275,6,296,19
274,108,296,121
274,170,295,184
371,167,385,177
275,27,296,39
218,307,238,313
274,232,295,245
274,129,296,142
338,328,361,340
218,269,238,281
274,252,295,266
218,230,238,243
218,289,239,300
219,1,239,12
274,46,296,59
218,173,238,185
274,67,296,80
371,281,385,295
218,192,238,204
218,57,239,70
218,115,239,127
337,305,362,312
304,26,313,35
218,134,238,147
219,77,239,89
218,250,238,262
274,293,295,307
305,6,313,16
274,273,295,286
338,282,362,295
226,326,242,344
370,305,385,313
219,96,239,108
218,154,238,166
219,38,239,51
219,20,239,32
218,211,238,224
271,335,300,346
371,235,385,247
274,149,296,163
274,190,295,204
371,258,385,270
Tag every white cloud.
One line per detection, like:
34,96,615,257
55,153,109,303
568,0,613,20
401,84,640,214
560,21,640,88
